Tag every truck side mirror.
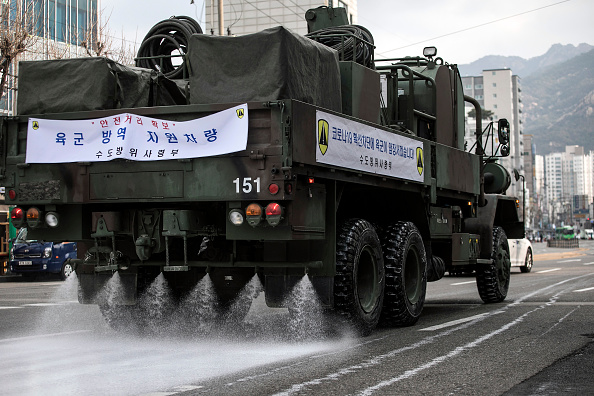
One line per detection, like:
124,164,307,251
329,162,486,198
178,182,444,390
498,119,510,145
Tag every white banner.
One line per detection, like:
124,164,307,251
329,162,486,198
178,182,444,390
315,110,424,183
26,104,248,164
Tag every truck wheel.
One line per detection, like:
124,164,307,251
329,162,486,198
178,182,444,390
335,219,385,336
380,221,427,326
476,226,511,302
60,260,74,281
520,248,533,273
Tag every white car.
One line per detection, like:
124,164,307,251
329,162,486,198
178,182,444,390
508,238,533,273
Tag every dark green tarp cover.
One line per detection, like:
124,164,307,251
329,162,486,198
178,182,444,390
17,57,186,115
187,26,342,111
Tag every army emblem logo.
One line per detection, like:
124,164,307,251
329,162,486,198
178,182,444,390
236,108,245,119
416,147,424,176
318,119,329,155
32,120,40,130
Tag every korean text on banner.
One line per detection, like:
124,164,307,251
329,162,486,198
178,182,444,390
315,110,424,183
25,104,249,163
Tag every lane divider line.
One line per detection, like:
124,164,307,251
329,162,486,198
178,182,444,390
536,268,561,273
574,287,594,292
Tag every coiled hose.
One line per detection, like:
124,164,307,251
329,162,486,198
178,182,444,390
306,25,374,68
136,16,202,79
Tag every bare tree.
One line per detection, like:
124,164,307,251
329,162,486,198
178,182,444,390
0,0,39,100
78,8,136,65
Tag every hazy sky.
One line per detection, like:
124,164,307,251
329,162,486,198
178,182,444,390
102,0,592,64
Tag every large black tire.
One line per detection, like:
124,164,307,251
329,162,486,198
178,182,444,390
380,221,427,326
520,248,533,273
476,226,511,302
335,219,385,336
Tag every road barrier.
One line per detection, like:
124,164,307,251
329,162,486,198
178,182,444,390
547,239,580,248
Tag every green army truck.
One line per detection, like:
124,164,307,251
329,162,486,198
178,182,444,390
0,8,522,335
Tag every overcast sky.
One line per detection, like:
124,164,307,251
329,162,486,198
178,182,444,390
101,0,592,64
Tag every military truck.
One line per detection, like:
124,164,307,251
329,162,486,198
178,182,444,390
0,8,522,335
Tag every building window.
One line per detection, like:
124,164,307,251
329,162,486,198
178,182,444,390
493,93,497,98
48,0,56,40
57,0,67,43
492,71,496,75
492,83,496,87
475,84,483,89
493,104,498,109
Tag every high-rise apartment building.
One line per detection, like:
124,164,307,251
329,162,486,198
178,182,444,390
0,0,99,115
462,69,523,200
204,0,357,36
543,145,594,228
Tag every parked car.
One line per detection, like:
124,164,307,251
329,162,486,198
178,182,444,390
509,238,533,273
9,228,77,280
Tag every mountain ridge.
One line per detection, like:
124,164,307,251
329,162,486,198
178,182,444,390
459,43,594,156
458,43,593,78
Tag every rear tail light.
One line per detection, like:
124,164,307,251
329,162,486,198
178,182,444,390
26,207,42,228
11,207,25,228
265,202,283,227
245,203,263,227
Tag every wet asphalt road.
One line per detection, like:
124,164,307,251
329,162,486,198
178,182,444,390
0,239,593,395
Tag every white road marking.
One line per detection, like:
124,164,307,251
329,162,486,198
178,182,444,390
583,262,594,265
172,385,203,391
0,306,22,310
271,274,594,396
536,268,561,273
420,313,495,331
450,281,475,286
558,259,582,263
22,303,63,307
574,287,594,292
0,330,91,343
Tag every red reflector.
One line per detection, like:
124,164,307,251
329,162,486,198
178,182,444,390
268,183,279,195
266,203,282,216
11,207,23,220
8,189,16,200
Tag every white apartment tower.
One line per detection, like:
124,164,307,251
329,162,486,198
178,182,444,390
462,69,523,200
544,145,593,227
204,0,357,36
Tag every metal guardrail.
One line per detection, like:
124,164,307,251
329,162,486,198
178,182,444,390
547,239,580,248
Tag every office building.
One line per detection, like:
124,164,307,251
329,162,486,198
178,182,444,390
204,0,357,36
1,0,99,115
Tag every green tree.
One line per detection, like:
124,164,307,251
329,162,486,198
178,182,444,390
467,107,494,120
